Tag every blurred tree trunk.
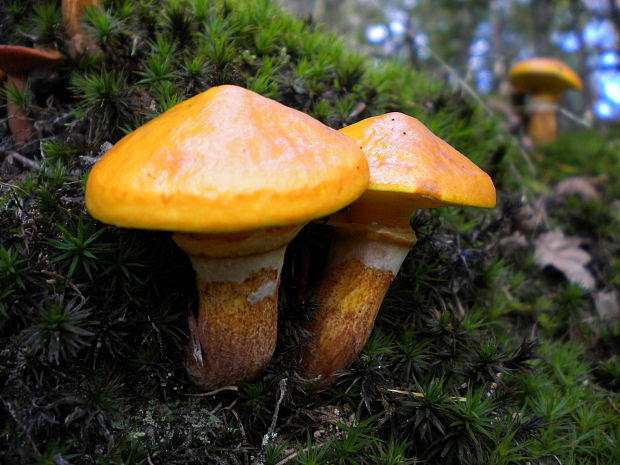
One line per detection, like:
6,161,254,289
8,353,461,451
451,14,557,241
530,0,553,56
608,0,620,33
570,0,591,116
312,0,325,22
490,0,506,93
443,3,479,80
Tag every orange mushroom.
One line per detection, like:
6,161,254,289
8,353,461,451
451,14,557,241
0,45,65,145
62,0,101,57
300,113,496,384
508,57,582,145
85,85,369,388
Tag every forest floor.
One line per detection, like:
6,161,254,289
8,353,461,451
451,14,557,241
1,1,620,464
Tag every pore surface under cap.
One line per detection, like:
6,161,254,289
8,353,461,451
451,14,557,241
85,85,369,232
339,112,496,209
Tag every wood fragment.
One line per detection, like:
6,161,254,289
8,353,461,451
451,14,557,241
8,151,38,169
182,385,239,397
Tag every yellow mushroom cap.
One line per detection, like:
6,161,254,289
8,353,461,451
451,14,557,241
508,57,582,97
340,113,496,206
86,85,369,233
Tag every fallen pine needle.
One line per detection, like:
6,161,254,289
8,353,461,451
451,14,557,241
387,389,467,402
183,385,239,396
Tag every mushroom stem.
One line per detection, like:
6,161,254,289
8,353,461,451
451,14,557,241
6,73,33,145
526,95,559,145
174,225,302,388
62,0,102,57
0,45,66,145
301,227,415,384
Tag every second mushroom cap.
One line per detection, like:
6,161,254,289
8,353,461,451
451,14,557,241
508,57,582,97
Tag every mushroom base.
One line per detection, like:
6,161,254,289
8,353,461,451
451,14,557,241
526,96,559,145
174,227,302,389
62,0,102,57
182,246,287,389
301,229,413,384
6,74,33,145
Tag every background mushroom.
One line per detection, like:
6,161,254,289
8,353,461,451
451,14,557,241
62,0,102,57
0,45,65,145
508,57,582,145
85,85,369,389
300,112,496,384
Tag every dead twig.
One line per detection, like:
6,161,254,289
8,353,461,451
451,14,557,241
7,151,39,169
518,145,537,177
486,371,504,398
224,398,238,411
607,397,620,416
424,44,494,116
268,378,288,437
274,447,310,465
183,385,239,397
208,402,222,416
558,107,592,128
346,102,367,122
0,180,29,195
40,270,86,305
252,378,288,465
387,388,467,402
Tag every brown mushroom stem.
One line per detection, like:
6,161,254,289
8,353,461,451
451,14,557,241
301,226,415,384
174,225,302,388
6,73,33,145
62,0,101,57
0,45,66,145
526,95,559,146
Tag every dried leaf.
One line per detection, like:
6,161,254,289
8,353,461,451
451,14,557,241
516,198,548,232
533,230,595,291
594,290,619,319
499,231,529,256
553,177,600,201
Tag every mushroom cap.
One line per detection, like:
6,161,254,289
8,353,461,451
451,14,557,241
508,57,582,96
0,45,66,75
338,112,496,213
86,85,369,233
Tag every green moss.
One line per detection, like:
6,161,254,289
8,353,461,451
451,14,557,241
538,129,620,197
1,0,619,464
